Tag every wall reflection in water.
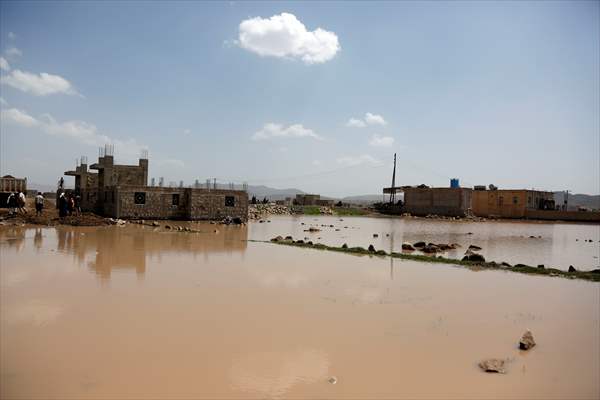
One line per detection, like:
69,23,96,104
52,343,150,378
64,226,248,281
0,226,27,253
1,225,248,281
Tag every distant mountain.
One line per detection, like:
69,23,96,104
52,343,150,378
245,185,305,201
553,192,600,210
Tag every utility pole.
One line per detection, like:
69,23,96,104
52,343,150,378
389,153,397,204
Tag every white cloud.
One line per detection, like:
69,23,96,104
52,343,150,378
8,32,16,40
238,12,340,65
183,128,191,135
346,112,387,128
336,154,382,167
369,134,394,147
0,57,9,71
252,122,322,141
1,108,39,127
365,112,387,126
312,160,321,166
1,69,78,96
345,118,366,128
5,47,22,58
1,107,143,156
0,97,7,106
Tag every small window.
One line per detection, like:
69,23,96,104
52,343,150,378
112,191,115,203
104,191,108,201
172,193,180,206
513,196,518,205
528,196,532,205
134,192,146,205
498,196,504,206
225,196,235,207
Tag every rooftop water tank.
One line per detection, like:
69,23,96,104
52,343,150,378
450,178,460,188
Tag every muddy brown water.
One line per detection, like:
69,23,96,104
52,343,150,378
1,217,599,399
250,216,600,271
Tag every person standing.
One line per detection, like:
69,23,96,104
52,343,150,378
75,194,82,215
17,191,26,214
6,192,16,216
35,192,44,216
58,193,68,218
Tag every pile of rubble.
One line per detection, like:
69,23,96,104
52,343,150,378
318,207,333,215
249,204,292,220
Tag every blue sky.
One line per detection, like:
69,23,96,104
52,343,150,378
1,1,598,196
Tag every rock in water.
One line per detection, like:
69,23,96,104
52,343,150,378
341,243,348,249
402,242,415,251
479,358,506,373
462,253,486,262
568,265,576,272
271,236,283,242
368,244,376,252
422,244,439,253
468,244,482,251
413,241,426,248
519,330,536,350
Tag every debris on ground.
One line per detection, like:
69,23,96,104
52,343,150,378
479,358,506,374
519,330,536,350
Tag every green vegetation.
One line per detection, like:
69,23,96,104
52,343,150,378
333,207,369,216
301,206,322,215
257,238,600,282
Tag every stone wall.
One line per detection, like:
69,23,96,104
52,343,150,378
109,186,248,221
189,189,248,221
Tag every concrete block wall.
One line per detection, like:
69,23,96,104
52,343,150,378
111,186,248,221
114,187,188,219
404,188,472,217
189,189,248,221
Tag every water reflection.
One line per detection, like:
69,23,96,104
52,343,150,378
250,216,600,271
56,225,248,281
0,226,26,252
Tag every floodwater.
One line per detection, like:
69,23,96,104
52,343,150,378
1,217,599,399
250,216,600,271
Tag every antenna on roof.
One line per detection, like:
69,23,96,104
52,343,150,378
389,153,397,204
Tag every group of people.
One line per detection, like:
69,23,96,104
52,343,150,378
58,192,81,218
6,191,45,216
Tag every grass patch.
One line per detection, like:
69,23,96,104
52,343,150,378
301,206,322,215
256,238,600,282
333,207,369,216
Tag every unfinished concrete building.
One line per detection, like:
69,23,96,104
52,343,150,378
402,187,473,217
64,147,248,221
0,175,27,206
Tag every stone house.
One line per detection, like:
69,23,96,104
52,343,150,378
64,152,247,221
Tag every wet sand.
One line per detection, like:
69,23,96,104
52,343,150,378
1,220,599,399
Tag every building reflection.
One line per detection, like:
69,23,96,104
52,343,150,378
56,225,248,281
0,226,27,252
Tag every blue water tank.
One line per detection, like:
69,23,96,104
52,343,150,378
450,178,460,188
